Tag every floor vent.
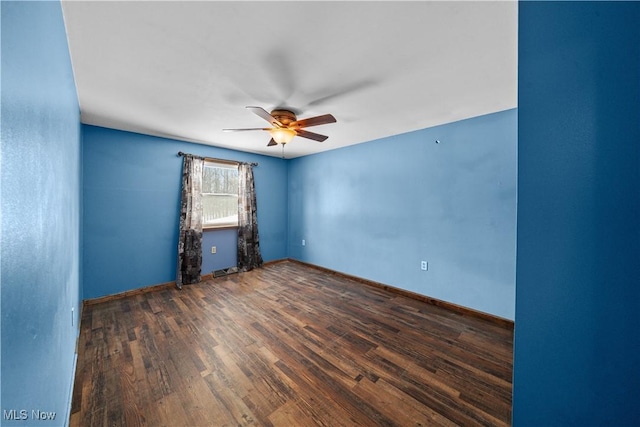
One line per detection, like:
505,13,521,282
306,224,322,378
213,266,239,278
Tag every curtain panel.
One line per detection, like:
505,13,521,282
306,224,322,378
176,155,204,289
237,163,263,272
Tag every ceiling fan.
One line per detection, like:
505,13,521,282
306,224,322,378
223,106,336,146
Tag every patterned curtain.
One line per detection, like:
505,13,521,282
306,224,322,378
176,154,204,289
237,163,263,272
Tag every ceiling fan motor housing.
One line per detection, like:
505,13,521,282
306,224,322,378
270,109,297,127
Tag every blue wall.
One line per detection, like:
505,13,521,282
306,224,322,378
202,228,237,274
1,2,82,425
288,109,517,320
514,2,640,425
82,125,288,299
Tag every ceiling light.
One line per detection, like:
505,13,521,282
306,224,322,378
269,128,296,144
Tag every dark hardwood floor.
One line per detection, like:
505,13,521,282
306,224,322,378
71,261,513,426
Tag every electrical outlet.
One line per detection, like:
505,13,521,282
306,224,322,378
421,261,428,271
302,239,305,246
211,246,217,254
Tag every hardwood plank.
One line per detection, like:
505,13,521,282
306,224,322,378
71,260,513,426
201,370,256,425
352,376,455,427
268,400,317,426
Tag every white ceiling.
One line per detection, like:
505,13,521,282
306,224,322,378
61,1,517,159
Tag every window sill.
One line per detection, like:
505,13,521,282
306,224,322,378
203,225,238,231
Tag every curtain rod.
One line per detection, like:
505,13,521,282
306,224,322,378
177,151,257,167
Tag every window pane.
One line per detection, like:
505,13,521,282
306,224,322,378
202,194,238,226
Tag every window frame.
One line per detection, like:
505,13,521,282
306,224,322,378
202,160,239,230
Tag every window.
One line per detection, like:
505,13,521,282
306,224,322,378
202,161,238,228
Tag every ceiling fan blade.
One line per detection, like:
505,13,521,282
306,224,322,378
305,79,377,108
222,128,270,132
290,114,336,129
246,106,283,127
267,138,277,147
295,129,329,142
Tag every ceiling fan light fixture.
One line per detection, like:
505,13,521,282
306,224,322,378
269,127,296,144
